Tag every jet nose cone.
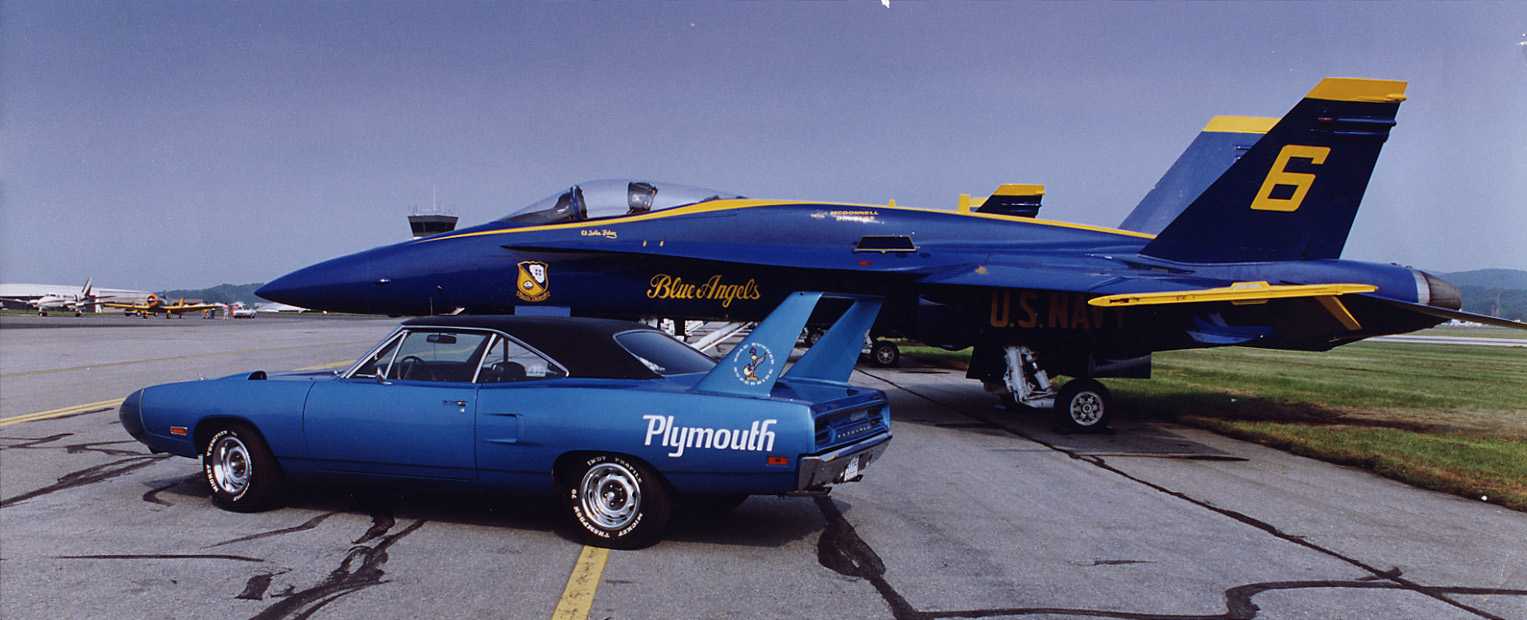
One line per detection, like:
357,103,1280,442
259,255,373,312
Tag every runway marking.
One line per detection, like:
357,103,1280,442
294,360,353,371
550,545,609,620
0,399,124,428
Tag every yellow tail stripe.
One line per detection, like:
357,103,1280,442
550,545,610,620
0,399,125,428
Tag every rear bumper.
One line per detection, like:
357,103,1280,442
796,432,892,490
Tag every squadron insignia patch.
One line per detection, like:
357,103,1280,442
516,260,550,302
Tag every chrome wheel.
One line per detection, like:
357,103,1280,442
210,435,253,496
580,462,642,530
1069,391,1104,427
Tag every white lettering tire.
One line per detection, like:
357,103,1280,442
565,454,672,549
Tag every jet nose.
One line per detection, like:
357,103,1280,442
258,254,375,312
1415,270,1462,310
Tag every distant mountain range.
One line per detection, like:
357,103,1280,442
161,268,1527,320
1441,269,1527,321
159,282,266,306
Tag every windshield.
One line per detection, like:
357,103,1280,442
614,330,716,376
496,179,743,226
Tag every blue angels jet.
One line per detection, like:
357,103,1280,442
258,77,1526,431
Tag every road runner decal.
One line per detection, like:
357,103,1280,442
643,415,777,458
733,343,775,386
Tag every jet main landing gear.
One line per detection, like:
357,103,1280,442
998,345,1112,432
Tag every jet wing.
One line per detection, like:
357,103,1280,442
916,263,1226,296
1087,281,1378,308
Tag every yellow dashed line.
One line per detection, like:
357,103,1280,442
550,545,610,620
0,399,125,428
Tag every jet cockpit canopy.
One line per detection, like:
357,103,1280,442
497,179,744,226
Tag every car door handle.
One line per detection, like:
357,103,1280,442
444,400,468,407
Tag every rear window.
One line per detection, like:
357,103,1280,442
614,330,716,375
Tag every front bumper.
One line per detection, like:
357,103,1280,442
796,432,892,490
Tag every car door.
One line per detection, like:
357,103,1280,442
303,328,490,480
472,334,569,488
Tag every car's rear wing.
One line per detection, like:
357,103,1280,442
693,292,883,398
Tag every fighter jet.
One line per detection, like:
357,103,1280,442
259,77,1526,431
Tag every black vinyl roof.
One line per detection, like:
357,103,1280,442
400,315,664,380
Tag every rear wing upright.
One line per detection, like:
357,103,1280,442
693,292,883,397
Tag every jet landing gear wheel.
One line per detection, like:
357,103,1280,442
1054,379,1112,433
202,423,283,512
564,454,671,549
870,340,900,367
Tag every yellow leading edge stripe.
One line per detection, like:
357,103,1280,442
425,198,1156,243
1088,281,1377,308
0,398,125,428
551,545,610,620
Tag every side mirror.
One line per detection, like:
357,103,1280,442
375,372,388,384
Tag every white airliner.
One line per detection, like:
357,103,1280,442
0,278,120,316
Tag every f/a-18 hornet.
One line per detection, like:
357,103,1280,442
258,77,1526,431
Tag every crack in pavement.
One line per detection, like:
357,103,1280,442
0,454,169,509
51,553,263,562
249,518,427,619
849,369,1524,620
142,474,207,506
207,512,342,549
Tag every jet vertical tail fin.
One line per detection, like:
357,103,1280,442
81,277,93,298
1141,77,1407,263
1120,116,1275,235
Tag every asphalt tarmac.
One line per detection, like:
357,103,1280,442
2,315,1524,619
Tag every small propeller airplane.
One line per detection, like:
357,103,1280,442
0,278,118,316
258,76,1527,431
104,293,221,319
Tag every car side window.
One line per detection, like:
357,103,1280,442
352,334,403,379
386,330,490,383
477,335,567,383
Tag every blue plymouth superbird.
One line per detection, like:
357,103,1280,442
120,292,891,548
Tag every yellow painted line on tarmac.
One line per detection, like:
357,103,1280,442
0,399,125,428
550,545,610,620
294,360,353,371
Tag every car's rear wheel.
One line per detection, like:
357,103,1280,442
202,423,283,512
565,454,671,549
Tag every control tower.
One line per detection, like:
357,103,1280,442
407,189,458,239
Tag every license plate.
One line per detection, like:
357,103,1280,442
842,455,861,479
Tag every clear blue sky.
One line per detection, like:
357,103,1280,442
3,2,1524,290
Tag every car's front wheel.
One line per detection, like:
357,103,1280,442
202,423,283,512
565,454,671,549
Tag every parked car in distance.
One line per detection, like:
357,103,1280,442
120,292,891,548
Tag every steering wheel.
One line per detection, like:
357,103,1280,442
395,355,425,381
